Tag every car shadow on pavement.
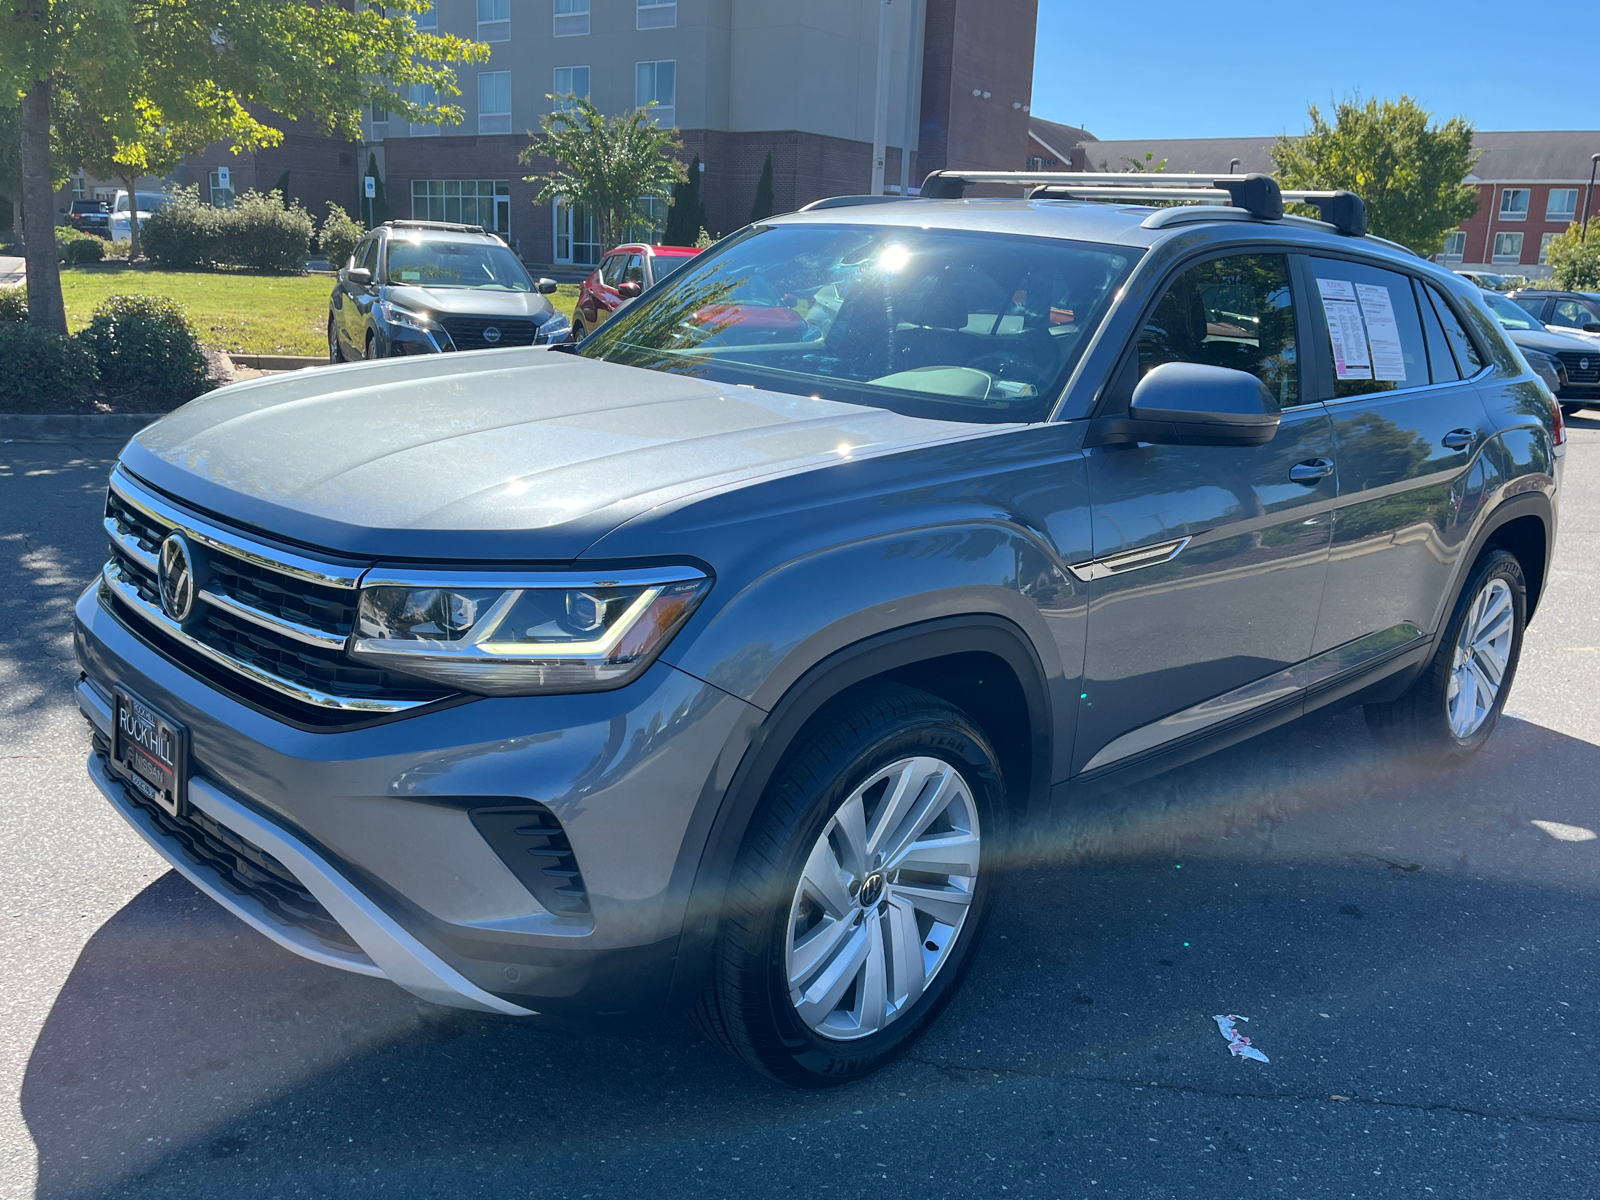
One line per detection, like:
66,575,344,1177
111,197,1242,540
22,708,1600,1199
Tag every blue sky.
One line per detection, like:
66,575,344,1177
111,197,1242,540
1031,0,1600,140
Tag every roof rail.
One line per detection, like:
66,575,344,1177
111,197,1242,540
799,195,912,212
917,170,1368,237
383,219,491,236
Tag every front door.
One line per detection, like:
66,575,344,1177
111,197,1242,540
1076,252,1337,775
1308,258,1494,662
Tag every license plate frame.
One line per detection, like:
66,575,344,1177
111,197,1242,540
110,685,188,818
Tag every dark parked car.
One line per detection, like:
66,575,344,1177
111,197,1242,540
328,220,570,360
572,242,700,338
65,198,110,236
1508,288,1600,338
1480,288,1600,414
80,172,1561,1087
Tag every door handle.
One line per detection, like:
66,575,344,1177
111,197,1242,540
1441,428,1474,450
1288,458,1335,485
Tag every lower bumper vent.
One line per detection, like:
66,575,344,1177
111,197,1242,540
470,805,591,916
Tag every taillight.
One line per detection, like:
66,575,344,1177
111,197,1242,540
1551,394,1567,447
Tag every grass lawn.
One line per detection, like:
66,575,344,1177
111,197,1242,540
59,263,582,357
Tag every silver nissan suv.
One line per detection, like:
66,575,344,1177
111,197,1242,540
78,171,1562,1085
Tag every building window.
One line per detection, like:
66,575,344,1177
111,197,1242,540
409,83,439,136
1547,188,1579,222
638,0,676,28
1498,188,1529,221
208,170,235,209
1539,232,1558,265
554,198,600,264
553,66,590,113
1441,231,1466,262
554,0,589,36
71,175,85,200
415,0,436,29
630,195,669,242
477,0,509,41
1492,232,1525,264
478,70,511,134
411,179,511,234
371,99,388,126
636,60,676,128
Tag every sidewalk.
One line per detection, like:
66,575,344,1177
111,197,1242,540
0,256,22,288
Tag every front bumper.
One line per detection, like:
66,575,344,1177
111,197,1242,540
76,582,759,1020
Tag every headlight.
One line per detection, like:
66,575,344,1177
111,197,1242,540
349,566,711,695
379,300,435,330
539,311,572,343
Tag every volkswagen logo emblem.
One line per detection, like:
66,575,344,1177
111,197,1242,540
157,533,197,623
483,326,501,344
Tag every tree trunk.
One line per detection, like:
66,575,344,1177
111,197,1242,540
20,77,66,334
122,174,141,262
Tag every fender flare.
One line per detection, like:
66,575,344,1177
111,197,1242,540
662,614,1053,1011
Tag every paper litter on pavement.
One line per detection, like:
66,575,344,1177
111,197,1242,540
1213,1014,1270,1063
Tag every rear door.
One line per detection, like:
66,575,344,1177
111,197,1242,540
1075,251,1338,775
1307,257,1494,666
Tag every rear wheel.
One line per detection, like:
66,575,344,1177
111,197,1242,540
694,686,1002,1087
1365,548,1526,760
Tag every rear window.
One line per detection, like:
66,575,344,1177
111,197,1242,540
578,223,1137,423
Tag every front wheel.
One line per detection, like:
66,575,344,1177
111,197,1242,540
1365,548,1526,760
694,686,1003,1087
328,317,342,364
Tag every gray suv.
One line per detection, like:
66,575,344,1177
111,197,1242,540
77,172,1562,1086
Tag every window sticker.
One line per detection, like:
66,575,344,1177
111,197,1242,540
1316,278,1371,380
1354,283,1407,382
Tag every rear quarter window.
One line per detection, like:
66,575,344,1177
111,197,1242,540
1308,257,1429,398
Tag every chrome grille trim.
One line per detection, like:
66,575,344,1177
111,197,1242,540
104,516,158,573
101,560,428,714
196,588,351,650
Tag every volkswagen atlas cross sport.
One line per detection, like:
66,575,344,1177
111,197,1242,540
78,171,1562,1086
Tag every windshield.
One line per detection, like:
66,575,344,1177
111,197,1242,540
1482,290,1544,331
385,239,534,292
112,193,168,213
577,223,1137,422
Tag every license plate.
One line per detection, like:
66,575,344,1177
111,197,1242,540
110,686,188,817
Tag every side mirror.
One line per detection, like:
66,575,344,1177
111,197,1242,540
346,266,373,287
536,277,559,295
617,280,642,299
1584,323,1600,334
1091,361,1281,447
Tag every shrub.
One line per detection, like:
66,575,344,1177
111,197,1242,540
63,235,106,265
0,286,25,324
319,201,365,269
142,186,224,269
1545,222,1600,292
80,293,214,399
0,323,98,405
224,189,315,272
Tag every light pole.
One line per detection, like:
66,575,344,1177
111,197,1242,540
1583,153,1600,245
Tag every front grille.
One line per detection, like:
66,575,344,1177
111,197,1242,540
102,469,454,723
469,806,592,916
95,740,359,953
1556,351,1600,385
440,316,540,351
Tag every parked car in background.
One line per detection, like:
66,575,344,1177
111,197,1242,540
1456,269,1522,291
1508,289,1600,343
108,190,172,242
573,243,700,338
329,220,569,360
65,199,111,237
1480,288,1600,414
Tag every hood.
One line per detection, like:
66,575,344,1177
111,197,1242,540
121,350,982,561
1506,326,1599,355
386,285,554,321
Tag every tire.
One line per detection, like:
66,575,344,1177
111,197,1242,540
693,685,1004,1087
364,331,377,360
571,317,587,340
1364,548,1526,760
328,318,342,364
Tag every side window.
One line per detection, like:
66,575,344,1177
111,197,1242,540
360,237,380,275
348,238,371,272
1308,257,1428,399
600,253,628,288
1414,279,1460,383
1551,299,1600,330
623,254,645,286
1424,285,1485,375
1137,253,1299,406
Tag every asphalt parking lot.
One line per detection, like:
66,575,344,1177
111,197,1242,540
2,420,1598,1200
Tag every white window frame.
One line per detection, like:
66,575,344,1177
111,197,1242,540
1498,188,1530,221
415,0,436,29
208,169,235,209
370,99,388,127
1492,231,1525,264
1441,231,1466,262
553,66,590,113
412,179,511,234
638,0,677,29
409,83,440,137
636,59,676,129
1546,188,1579,223
478,70,512,134
477,0,509,41
554,0,590,37
1539,232,1558,265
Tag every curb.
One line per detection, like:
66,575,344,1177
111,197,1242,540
229,353,326,371
0,412,165,442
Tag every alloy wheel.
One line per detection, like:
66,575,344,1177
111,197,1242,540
1447,577,1514,738
784,755,981,1041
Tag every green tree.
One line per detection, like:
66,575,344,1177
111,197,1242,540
1271,95,1480,256
522,96,686,256
749,151,775,223
1542,221,1600,291
2,0,487,333
664,156,706,246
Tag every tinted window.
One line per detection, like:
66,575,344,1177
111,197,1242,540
580,223,1136,423
1309,257,1428,398
1415,279,1460,383
384,239,533,291
1512,296,1547,319
1425,285,1485,374
623,254,646,286
358,238,379,273
1551,298,1600,330
1138,253,1299,405
600,254,628,287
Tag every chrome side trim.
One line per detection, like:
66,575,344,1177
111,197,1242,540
101,560,429,714
197,587,350,650
1068,536,1191,583
110,467,365,590
360,565,709,590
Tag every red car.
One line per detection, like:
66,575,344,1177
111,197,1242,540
573,243,700,338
